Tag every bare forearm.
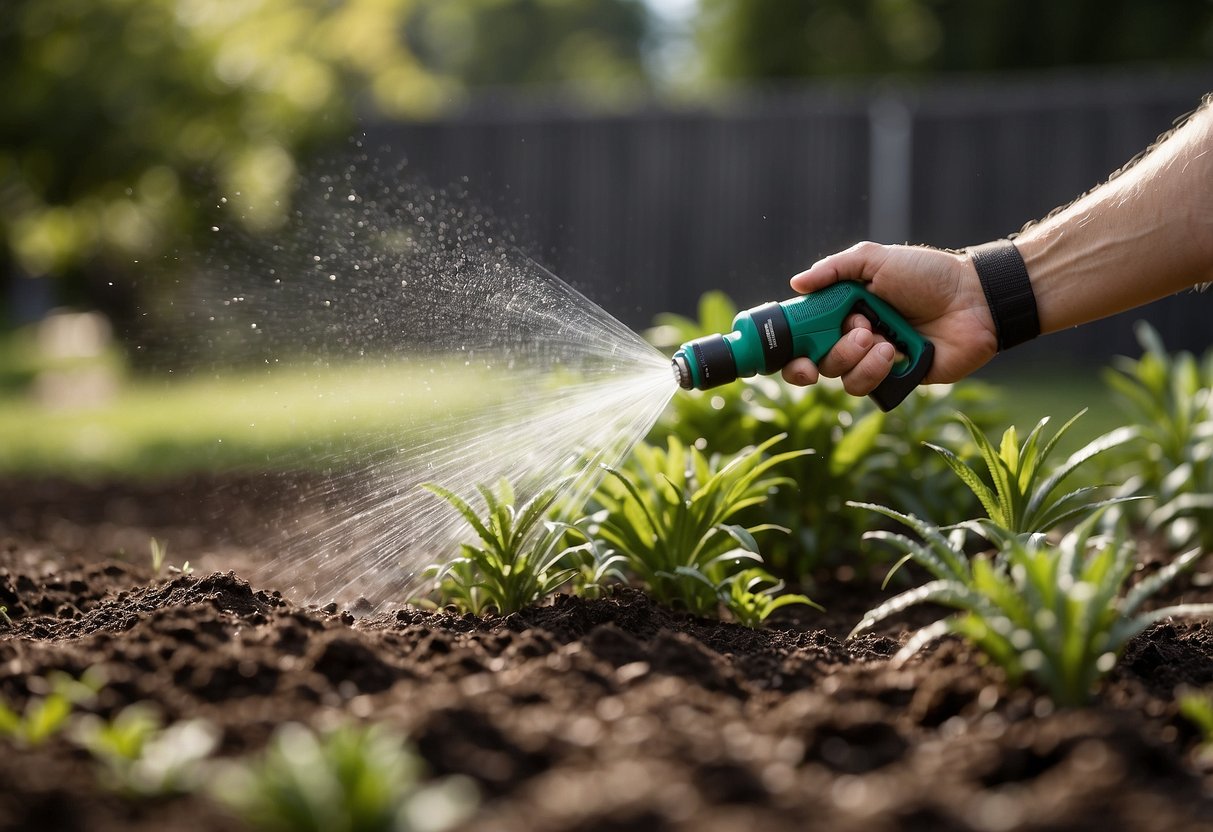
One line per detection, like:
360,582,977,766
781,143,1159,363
1013,102,1213,334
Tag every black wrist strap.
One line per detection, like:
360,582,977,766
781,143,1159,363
968,239,1039,351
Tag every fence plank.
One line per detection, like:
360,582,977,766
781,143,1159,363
371,71,1213,365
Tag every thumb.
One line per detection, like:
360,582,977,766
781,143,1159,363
790,241,888,294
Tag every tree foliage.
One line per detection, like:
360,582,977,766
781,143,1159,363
410,0,652,91
0,0,447,280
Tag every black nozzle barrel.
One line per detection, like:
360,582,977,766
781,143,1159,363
688,333,738,389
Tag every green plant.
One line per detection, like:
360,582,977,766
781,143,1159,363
717,567,821,628
649,293,1003,577
930,410,1136,546
149,537,193,577
1098,322,1213,550
644,290,740,352
0,606,10,627
419,479,579,615
1179,686,1213,762
557,530,629,599
212,722,476,832
149,537,168,574
851,503,1213,706
654,375,1004,575
0,669,103,747
73,703,218,798
592,433,814,615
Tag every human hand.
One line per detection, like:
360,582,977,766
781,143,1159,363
781,241,999,394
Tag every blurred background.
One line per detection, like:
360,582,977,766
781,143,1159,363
3,0,1213,478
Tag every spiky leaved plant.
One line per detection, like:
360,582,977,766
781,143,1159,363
1098,322,1213,550
850,502,1213,706
73,704,218,798
420,479,578,615
928,410,1136,546
717,567,821,628
593,434,817,616
213,722,476,832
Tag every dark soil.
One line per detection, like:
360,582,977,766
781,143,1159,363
4,476,1213,831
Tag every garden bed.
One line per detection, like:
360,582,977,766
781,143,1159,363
4,476,1213,831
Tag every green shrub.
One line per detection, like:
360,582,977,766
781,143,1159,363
418,480,579,615
591,434,816,616
851,504,1213,706
931,411,1137,546
1098,322,1213,550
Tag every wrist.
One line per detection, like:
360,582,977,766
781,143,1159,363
967,239,1040,351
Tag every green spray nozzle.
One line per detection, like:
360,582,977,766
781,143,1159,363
670,281,934,411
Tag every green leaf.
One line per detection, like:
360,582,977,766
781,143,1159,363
830,410,885,476
422,483,496,550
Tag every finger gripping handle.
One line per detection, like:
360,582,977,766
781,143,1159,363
849,291,933,410
780,282,933,411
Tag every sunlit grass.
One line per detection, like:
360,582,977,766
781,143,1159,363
0,361,488,478
0,358,1124,481
979,366,1124,458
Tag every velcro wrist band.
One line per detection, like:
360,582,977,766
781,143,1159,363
968,239,1040,351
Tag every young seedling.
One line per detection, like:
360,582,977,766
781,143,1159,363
420,479,579,615
212,722,476,832
593,434,816,616
718,567,821,628
0,669,104,747
149,537,168,574
555,527,629,600
1178,686,1213,764
73,703,218,798
929,410,1137,546
851,503,1213,706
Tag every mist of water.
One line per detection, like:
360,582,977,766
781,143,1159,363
155,152,678,608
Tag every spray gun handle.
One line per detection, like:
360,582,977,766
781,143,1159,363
781,282,934,411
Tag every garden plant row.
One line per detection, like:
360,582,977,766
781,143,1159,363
4,297,1213,830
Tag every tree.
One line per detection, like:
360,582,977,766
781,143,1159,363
0,0,446,289
409,0,652,91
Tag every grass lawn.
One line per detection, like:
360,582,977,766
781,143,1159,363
979,364,1127,456
0,361,489,478
0,354,1128,481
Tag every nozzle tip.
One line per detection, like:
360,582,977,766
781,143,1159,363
672,355,692,389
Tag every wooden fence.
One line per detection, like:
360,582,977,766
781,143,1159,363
370,69,1213,367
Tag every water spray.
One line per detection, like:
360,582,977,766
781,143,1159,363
670,281,933,411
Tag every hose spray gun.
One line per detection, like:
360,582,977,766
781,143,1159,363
670,281,934,411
